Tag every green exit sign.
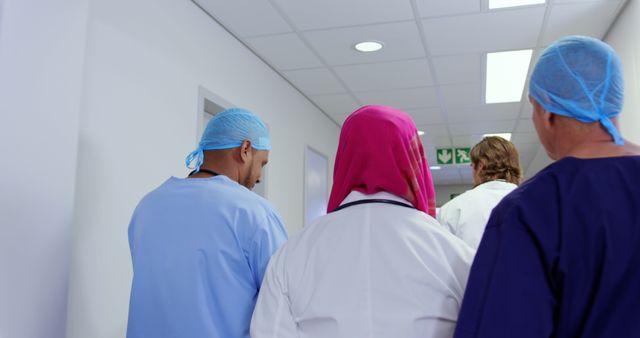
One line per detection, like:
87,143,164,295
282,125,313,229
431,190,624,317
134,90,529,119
436,148,453,165
437,147,472,165
454,148,471,164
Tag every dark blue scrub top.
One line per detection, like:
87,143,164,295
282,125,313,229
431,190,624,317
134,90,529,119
454,156,640,338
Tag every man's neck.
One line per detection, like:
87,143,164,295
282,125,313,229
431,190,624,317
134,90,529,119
188,163,238,182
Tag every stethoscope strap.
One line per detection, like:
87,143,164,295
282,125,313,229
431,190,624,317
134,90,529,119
332,199,415,212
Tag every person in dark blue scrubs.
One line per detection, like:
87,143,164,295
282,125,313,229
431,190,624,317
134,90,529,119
454,36,640,338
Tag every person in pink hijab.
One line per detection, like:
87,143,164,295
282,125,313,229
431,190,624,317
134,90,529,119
251,105,474,338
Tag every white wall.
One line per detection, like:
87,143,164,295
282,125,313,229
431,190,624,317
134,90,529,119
65,0,339,337
435,184,472,207
606,0,640,144
0,1,88,338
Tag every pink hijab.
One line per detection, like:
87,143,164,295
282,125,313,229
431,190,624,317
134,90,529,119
327,105,437,217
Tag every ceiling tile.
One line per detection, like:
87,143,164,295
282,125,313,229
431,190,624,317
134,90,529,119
405,107,445,125
449,119,517,135
416,0,481,18
542,1,622,45
432,54,482,85
272,0,414,30
447,103,521,123
418,124,450,138
246,33,323,70
421,7,545,55
452,134,482,147
303,21,425,66
512,132,540,144
282,68,346,95
516,143,541,154
515,118,536,133
353,87,439,109
441,83,483,107
334,59,434,92
427,136,454,148
194,0,292,37
311,93,361,116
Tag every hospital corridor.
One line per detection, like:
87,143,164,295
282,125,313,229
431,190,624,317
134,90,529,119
2,0,640,337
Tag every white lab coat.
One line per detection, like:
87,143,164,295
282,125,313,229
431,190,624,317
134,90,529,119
437,180,517,250
251,191,475,338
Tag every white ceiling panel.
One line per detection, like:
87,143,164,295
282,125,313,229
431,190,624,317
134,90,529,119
452,134,484,147
282,68,346,95
334,59,434,92
432,54,482,85
449,120,517,135
272,0,415,30
512,132,540,144
516,143,542,154
328,113,351,125
542,1,623,45
311,93,360,116
303,21,425,66
422,7,545,55
418,124,450,138
447,102,521,123
425,135,454,148
514,119,536,133
245,33,323,70
195,0,292,37
353,87,439,109
405,107,445,125
416,0,481,18
441,83,483,107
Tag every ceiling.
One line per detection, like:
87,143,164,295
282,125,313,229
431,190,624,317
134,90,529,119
193,0,627,185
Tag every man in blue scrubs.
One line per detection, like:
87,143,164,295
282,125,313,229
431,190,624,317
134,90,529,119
127,108,288,338
454,36,640,338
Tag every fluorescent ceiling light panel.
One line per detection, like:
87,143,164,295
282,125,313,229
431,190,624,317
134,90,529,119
485,49,532,104
489,0,545,9
483,133,512,141
354,41,383,52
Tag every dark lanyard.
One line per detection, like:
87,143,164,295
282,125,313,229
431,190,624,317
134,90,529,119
188,169,220,177
332,199,415,212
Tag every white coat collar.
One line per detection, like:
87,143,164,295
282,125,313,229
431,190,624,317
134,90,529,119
339,190,413,207
474,180,517,191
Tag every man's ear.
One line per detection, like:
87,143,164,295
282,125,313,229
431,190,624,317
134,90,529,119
239,140,252,163
542,110,555,129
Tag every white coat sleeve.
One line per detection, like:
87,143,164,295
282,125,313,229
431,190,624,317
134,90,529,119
251,245,299,338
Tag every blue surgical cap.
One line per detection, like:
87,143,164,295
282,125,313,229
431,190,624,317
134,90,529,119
529,35,624,145
185,108,271,171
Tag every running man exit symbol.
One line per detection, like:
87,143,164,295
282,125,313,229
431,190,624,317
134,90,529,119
455,148,471,164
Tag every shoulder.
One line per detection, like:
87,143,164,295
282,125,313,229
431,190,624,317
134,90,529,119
486,162,566,232
440,189,474,212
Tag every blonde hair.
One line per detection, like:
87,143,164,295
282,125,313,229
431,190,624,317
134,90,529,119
471,136,522,185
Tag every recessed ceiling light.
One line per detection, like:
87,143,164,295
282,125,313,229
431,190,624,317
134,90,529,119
354,41,383,53
483,133,512,141
417,130,425,136
430,166,442,170
485,49,533,104
489,0,545,9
